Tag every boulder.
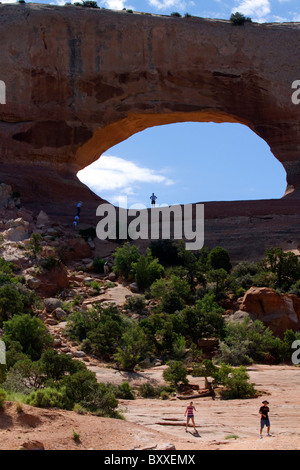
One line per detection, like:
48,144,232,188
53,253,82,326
239,287,300,337
3,218,30,242
36,210,50,225
18,440,45,451
44,297,63,313
53,307,67,321
36,263,69,297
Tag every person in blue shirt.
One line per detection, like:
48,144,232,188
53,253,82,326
76,201,82,216
150,193,157,207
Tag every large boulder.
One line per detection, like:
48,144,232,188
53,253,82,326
238,287,300,337
36,264,69,297
3,218,30,242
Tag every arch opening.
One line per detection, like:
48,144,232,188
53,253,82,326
77,121,287,208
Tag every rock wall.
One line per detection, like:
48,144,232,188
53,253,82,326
0,4,299,257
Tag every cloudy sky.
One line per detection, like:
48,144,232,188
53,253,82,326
7,0,298,207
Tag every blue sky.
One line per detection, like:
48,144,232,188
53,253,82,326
8,0,299,207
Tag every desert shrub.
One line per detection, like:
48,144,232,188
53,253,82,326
40,255,61,271
67,304,126,359
0,388,7,408
149,239,181,266
230,12,252,25
114,323,149,371
92,256,105,274
289,280,300,296
38,349,84,382
207,268,229,299
208,246,232,273
0,283,37,326
3,314,53,361
163,360,188,388
132,249,164,290
170,11,181,17
181,292,225,342
276,329,300,362
124,295,146,314
28,233,43,256
82,0,99,6
113,242,140,280
150,275,190,307
107,381,135,400
219,317,279,365
79,226,96,241
218,365,256,399
27,387,69,409
139,382,174,398
262,247,300,291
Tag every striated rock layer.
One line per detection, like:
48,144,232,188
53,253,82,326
0,4,299,257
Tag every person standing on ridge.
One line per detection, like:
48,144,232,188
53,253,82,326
150,193,157,207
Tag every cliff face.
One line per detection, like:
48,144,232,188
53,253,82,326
0,4,299,256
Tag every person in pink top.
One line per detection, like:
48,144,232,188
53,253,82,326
185,401,197,432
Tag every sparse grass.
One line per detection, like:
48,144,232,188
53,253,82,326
225,434,239,440
72,429,81,442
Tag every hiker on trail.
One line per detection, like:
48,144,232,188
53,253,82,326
150,193,157,207
76,201,82,216
259,400,271,438
185,401,197,432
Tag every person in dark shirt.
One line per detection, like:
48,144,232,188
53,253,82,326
259,400,271,438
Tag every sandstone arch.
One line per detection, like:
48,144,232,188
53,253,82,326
0,4,299,257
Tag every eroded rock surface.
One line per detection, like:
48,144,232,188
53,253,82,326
0,4,299,258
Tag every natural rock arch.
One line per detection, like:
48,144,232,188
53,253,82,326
0,4,299,246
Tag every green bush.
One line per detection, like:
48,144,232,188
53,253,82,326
133,249,164,291
79,227,96,241
28,233,43,256
40,255,61,271
0,388,7,408
67,304,126,359
208,246,232,273
262,247,300,291
114,323,149,371
113,242,140,280
219,366,256,399
163,360,188,388
219,318,279,365
124,295,146,313
230,12,252,25
3,314,53,361
92,257,105,274
27,387,68,409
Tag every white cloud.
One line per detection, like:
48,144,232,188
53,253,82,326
77,155,174,203
148,0,187,11
232,0,271,21
101,0,126,9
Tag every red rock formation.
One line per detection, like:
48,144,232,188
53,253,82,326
240,287,300,337
0,4,299,257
